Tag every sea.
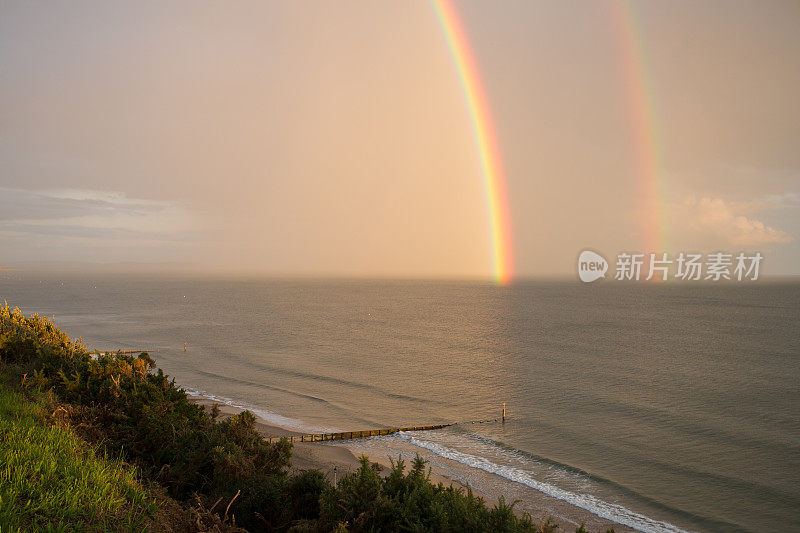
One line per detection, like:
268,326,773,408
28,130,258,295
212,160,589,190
1,273,797,533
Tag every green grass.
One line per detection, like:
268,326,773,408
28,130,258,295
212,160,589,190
0,386,156,532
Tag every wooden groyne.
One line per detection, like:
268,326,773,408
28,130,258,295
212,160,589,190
265,417,504,444
266,424,450,444
90,349,156,355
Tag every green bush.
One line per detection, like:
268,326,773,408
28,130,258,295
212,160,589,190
319,455,534,532
0,304,292,527
286,470,331,521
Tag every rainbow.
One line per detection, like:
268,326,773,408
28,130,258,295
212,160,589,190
609,0,669,254
431,0,514,285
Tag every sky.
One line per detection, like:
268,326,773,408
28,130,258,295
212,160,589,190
1,0,798,278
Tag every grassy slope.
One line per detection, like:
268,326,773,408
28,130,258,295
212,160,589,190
0,385,156,532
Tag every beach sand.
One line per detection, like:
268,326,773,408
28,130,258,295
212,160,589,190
189,395,634,532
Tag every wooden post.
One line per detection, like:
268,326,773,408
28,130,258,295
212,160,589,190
502,402,506,421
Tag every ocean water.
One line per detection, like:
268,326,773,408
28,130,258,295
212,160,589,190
1,273,798,532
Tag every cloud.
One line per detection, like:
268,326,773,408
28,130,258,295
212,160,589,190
0,188,197,261
0,187,191,232
677,196,794,246
727,193,799,216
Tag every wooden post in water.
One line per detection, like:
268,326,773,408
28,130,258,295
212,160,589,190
502,402,506,422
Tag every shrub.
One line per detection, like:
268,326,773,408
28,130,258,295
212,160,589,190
319,455,534,531
286,470,332,521
0,304,292,527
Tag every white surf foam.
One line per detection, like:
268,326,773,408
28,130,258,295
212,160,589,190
184,388,338,434
399,432,692,533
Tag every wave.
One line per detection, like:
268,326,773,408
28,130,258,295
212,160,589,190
456,427,800,513
207,348,450,407
398,431,692,533
188,369,386,428
184,388,338,434
190,369,331,404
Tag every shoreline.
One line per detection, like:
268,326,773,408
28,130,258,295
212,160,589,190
188,393,634,533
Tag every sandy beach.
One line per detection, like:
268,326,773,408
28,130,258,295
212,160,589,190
189,394,633,532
